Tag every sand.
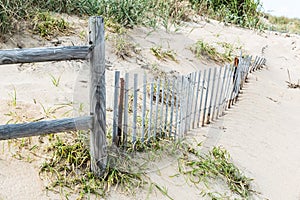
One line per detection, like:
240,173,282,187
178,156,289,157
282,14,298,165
0,15,300,199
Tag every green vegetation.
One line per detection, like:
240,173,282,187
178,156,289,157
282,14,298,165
8,87,17,107
0,0,265,39
178,143,253,198
32,12,70,39
40,132,145,198
49,74,61,87
110,35,137,59
150,46,178,62
264,14,300,34
1,0,300,39
190,0,263,28
190,40,240,63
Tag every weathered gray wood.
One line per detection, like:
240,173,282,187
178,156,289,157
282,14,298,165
217,65,228,118
223,66,234,113
197,69,206,127
112,71,120,145
123,73,129,145
229,64,240,108
212,66,222,120
0,116,92,140
202,68,211,126
207,67,217,124
117,78,125,146
89,16,107,176
141,74,147,142
174,77,180,140
192,71,201,129
169,78,176,138
132,74,138,143
185,74,191,133
188,72,196,130
154,79,160,139
159,79,165,137
148,82,154,142
178,76,185,138
183,77,188,134
164,80,170,135
0,46,92,65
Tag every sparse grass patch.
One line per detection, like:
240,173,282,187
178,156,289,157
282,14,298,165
110,35,138,59
49,74,61,87
178,143,253,198
32,12,71,40
264,14,300,34
8,87,17,107
191,40,228,62
191,40,242,63
150,46,178,63
39,131,147,198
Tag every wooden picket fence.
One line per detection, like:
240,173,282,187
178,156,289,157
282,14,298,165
110,55,266,146
0,16,107,176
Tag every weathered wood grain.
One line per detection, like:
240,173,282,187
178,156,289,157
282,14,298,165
0,46,92,65
89,16,107,177
0,116,92,140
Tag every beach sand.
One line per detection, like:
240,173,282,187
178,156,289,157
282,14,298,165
0,16,299,199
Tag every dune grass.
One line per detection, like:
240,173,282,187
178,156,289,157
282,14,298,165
263,14,300,34
1,0,265,39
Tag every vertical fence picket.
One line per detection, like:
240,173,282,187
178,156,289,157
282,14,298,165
141,74,147,142
229,62,241,107
207,67,217,124
212,66,222,120
148,82,154,142
112,71,120,145
185,74,191,133
117,78,125,146
217,65,228,118
169,78,176,138
197,69,206,127
154,79,160,139
189,72,196,130
223,66,234,113
179,76,185,138
192,71,201,128
174,77,180,140
123,73,129,146
164,80,170,136
132,74,138,143
202,68,211,126
159,79,165,137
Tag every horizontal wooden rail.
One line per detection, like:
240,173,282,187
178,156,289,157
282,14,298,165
0,45,93,65
0,116,93,140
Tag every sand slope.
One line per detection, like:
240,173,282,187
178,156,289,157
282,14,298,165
0,16,300,199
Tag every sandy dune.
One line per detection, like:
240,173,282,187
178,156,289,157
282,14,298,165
0,16,300,199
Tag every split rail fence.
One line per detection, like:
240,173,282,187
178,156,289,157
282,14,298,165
0,16,107,176
110,55,266,147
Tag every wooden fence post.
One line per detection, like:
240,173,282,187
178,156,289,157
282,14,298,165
89,16,107,176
